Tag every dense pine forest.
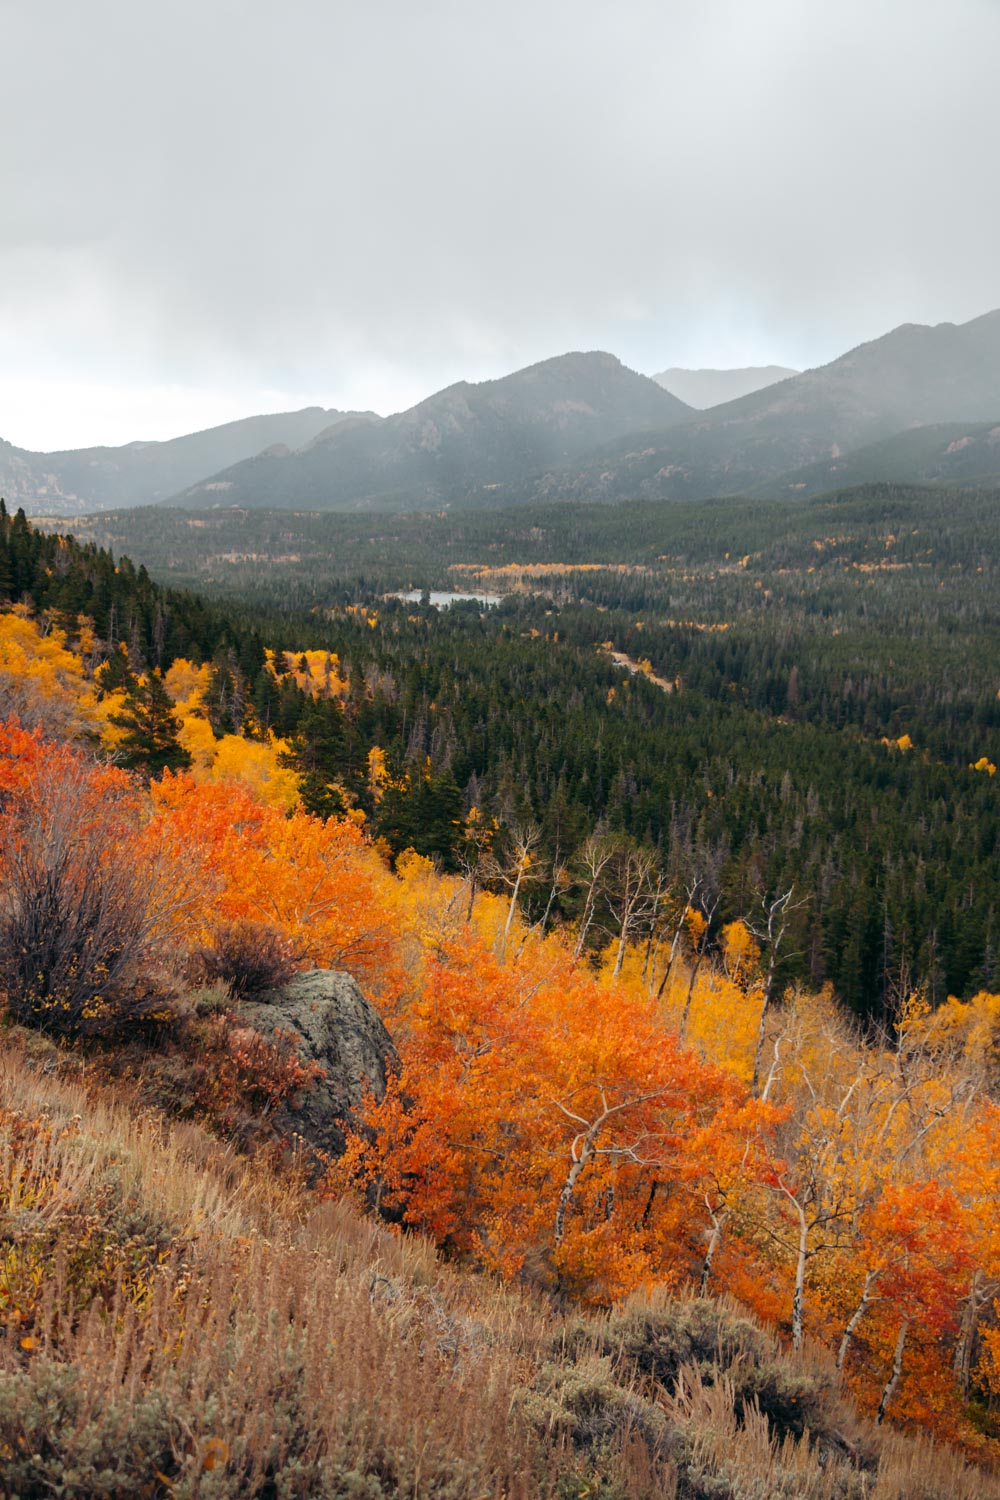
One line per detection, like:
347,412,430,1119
52,484,1000,1017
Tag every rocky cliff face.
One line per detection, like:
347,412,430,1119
240,969,397,1156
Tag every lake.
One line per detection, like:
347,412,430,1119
392,589,503,607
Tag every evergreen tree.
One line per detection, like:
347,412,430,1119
110,670,191,780
282,697,366,819
96,645,136,698
8,508,33,597
375,767,464,867
0,508,10,597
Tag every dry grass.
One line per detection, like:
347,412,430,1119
2,1027,999,1499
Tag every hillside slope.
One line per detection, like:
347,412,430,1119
0,406,368,516
4,1028,996,1499
6,510,1000,1486
172,352,692,511
751,419,1000,498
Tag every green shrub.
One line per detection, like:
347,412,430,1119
0,1364,182,1498
515,1356,669,1455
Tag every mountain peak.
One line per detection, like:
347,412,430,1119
174,351,691,511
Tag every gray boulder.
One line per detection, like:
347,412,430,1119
239,969,398,1156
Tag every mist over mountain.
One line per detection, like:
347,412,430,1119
172,353,691,511
0,407,365,516
5,309,1000,521
652,365,798,408
517,309,1000,505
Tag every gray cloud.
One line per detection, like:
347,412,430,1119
3,0,1000,446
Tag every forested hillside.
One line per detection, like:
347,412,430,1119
5,504,1000,1493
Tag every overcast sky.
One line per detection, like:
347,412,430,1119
3,0,999,449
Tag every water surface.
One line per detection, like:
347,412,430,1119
393,589,503,607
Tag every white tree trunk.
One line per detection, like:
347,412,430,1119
836,1268,878,1378
791,1201,809,1352
877,1320,908,1425
554,1134,593,1245
700,1209,728,1295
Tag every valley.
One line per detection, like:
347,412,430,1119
33,481,1000,1019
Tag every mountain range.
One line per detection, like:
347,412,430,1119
171,352,690,512
0,407,363,516
3,309,1000,516
518,309,1000,508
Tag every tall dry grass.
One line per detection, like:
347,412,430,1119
2,1027,999,1499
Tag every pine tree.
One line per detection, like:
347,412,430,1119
8,508,33,598
97,645,136,698
282,698,359,819
110,669,191,780
0,502,11,598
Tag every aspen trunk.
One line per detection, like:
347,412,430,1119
642,928,656,985
656,915,687,1000
679,951,704,1042
612,922,629,978
700,1210,728,1296
791,1204,809,1352
877,1320,908,1425
953,1271,988,1397
554,1134,593,1246
836,1268,878,1378
751,951,779,1092
499,863,525,960
572,889,598,962
640,881,666,985
645,936,664,997
537,879,558,941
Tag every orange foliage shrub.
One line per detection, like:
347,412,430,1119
193,1019,324,1129
150,774,401,999
336,930,779,1304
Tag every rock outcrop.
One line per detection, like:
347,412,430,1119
240,969,397,1156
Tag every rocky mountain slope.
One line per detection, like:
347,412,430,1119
523,309,1000,505
171,352,692,511
6,310,1000,519
751,418,1000,498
